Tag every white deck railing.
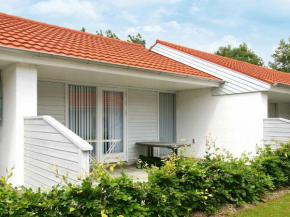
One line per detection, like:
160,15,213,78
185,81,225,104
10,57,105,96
263,118,290,149
24,116,92,190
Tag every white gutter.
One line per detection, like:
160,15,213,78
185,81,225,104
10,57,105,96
0,46,224,84
273,82,290,89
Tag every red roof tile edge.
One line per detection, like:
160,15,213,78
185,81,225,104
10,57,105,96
0,12,143,48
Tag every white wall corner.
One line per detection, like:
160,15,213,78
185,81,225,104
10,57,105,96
0,63,37,186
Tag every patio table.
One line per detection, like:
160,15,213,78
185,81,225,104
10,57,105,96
135,142,189,157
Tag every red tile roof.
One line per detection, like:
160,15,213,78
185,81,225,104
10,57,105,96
0,13,220,81
154,40,290,85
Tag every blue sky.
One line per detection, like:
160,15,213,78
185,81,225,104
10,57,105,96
2,0,290,65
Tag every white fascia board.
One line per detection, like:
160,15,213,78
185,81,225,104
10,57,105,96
0,47,221,88
25,116,93,151
152,43,271,95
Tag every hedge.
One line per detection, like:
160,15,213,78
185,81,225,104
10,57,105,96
1,140,290,217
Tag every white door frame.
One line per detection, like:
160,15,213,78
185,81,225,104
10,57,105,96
98,86,127,162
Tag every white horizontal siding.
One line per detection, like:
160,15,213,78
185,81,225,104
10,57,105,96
151,43,270,96
37,81,66,124
127,90,158,162
24,116,91,190
264,118,290,149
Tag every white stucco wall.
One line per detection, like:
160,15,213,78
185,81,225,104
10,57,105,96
176,89,268,157
0,63,37,186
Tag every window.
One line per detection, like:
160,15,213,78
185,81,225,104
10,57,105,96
269,102,279,118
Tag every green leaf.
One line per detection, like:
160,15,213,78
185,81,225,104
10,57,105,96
0,176,6,183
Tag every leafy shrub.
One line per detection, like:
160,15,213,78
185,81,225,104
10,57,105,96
252,143,290,187
1,140,290,216
200,141,274,207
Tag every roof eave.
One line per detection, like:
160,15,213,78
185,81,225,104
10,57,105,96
272,82,290,89
0,45,224,85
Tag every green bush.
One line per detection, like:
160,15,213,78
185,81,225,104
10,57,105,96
1,140,290,216
251,143,290,188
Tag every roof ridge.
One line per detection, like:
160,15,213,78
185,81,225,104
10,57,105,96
0,12,143,47
155,39,290,77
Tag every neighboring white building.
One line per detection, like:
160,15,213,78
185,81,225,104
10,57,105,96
0,13,290,188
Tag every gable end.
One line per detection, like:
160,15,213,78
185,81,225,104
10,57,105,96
151,43,271,96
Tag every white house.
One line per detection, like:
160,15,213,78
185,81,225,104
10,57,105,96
0,12,290,188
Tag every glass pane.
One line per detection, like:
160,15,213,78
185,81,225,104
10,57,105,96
68,85,96,159
103,90,124,154
159,93,176,156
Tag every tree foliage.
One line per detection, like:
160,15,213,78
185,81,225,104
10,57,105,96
214,43,264,66
80,27,86,32
127,33,146,47
96,29,120,40
269,38,290,73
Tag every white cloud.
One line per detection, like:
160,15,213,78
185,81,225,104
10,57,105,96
110,0,182,7
143,25,163,32
189,0,208,15
31,0,100,19
219,0,290,16
144,8,172,24
263,0,290,10
200,17,241,27
190,6,201,15
122,27,139,35
195,34,242,54
164,21,180,28
221,35,240,47
0,0,30,14
269,44,278,53
120,11,138,24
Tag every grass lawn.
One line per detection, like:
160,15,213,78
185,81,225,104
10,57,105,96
233,193,290,217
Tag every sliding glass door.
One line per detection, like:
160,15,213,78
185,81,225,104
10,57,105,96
101,88,126,162
67,85,127,162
